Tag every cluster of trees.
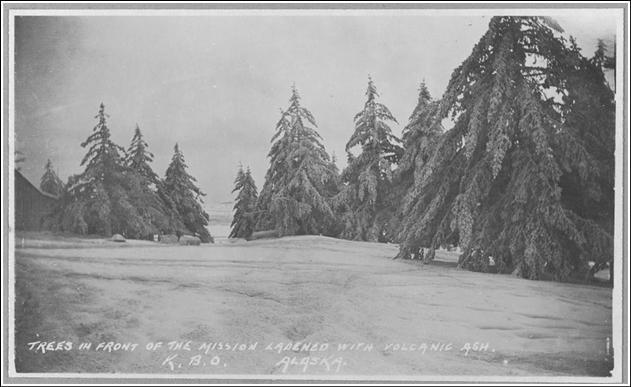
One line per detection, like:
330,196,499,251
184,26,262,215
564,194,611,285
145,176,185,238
230,16,615,282
41,103,213,242
395,17,615,282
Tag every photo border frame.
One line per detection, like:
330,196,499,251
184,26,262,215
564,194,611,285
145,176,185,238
1,2,628,384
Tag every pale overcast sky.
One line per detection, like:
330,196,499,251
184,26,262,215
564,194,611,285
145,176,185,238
14,12,617,203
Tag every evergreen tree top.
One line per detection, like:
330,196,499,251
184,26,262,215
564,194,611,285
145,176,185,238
131,125,152,157
406,80,435,125
243,168,258,194
429,16,613,178
289,83,301,107
80,103,123,161
365,75,379,102
172,143,185,165
40,158,64,196
346,77,401,158
126,124,157,182
400,79,443,151
437,16,581,121
232,164,246,193
270,85,320,149
289,85,317,127
74,103,125,192
233,165,257,195
417,81,432,107
165,143,205,199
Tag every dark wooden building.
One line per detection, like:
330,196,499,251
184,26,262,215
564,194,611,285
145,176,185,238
14,169,59,231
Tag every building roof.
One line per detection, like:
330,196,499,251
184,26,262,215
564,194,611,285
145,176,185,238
15,169,61,200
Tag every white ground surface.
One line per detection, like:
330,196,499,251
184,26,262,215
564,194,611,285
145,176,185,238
14,235,613,378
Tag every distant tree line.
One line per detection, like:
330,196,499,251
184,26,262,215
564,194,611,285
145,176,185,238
230,16,615,282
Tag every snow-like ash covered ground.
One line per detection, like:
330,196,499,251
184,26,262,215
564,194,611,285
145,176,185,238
13,235,612,378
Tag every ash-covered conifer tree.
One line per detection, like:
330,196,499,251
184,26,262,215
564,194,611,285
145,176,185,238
256,86,338,236
391,81,444,254
395,17,615,282
59,103,147,236
126,124,158,183
336,77,403,242
125,125,184,235
40,159,64,196
78,103,127,184
230,165,258,239
163,143,213,243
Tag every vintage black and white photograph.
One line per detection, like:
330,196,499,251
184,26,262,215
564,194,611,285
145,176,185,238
2,2,628,384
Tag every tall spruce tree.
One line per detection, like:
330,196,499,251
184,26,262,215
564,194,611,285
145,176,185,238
255,110,290,231
77,103,126,186
336,77,403,242
391,81,444,253
395,17,615,282
59,103,148,236
229,165,258,239
40,159,64,196
125,125,184,235
126,124,158,183
163,143,213,243
256,86,338,236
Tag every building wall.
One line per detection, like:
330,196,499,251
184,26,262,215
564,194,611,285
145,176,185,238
14,170,59,231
